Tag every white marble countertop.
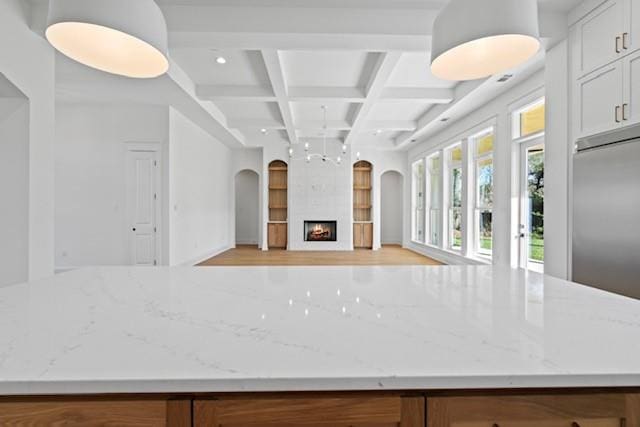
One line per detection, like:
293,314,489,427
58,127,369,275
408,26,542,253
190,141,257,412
1,265,639,396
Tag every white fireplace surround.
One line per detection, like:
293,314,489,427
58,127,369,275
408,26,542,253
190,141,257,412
288,142,352,250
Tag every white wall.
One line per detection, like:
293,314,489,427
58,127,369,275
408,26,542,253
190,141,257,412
380,171,403,245
0,100,29,285
235,170,260,245
169,108,233,265
0,0,55,281
408,69,546,266
55,104,169,269
544,40,570,280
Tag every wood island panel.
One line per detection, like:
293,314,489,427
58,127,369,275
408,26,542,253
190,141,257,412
194,396,424,427
427,394,640,427
0,398,188,427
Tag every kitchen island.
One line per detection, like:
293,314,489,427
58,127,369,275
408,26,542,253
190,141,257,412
0,265,639,425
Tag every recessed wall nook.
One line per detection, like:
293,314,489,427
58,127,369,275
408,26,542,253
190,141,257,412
267,160,288,249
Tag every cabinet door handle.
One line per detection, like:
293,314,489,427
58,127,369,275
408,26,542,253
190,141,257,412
623,32,629,50
616,35,622,53
623,103,629,121
616,105,622,123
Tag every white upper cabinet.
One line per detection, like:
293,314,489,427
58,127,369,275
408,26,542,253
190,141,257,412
571,0,640,139
623,49,640,126
575,0,626,78
625,0,640,53
575,62,624,138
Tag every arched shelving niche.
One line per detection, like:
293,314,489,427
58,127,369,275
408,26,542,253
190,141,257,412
268,160,288,249
353,160,373,249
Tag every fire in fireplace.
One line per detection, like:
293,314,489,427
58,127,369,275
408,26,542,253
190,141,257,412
304,221,337,242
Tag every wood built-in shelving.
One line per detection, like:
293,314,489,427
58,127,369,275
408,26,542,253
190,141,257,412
268,160,288,249
353,161,373,249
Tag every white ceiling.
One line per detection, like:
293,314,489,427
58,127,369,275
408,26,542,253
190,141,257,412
153,0,584,13
29,0,577,150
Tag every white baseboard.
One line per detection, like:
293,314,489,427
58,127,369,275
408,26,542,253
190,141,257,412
405,242,489,266
236,240,259,245
55,266,81,274
179,244,233,267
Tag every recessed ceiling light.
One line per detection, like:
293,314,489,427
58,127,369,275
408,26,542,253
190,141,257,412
375,129,382,135
260,128,268,135
216,56,227,64
440,118,450,122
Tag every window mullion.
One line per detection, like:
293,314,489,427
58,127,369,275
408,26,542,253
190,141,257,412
461,138,473,257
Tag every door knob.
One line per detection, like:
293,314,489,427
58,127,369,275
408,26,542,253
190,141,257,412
132,228,136,232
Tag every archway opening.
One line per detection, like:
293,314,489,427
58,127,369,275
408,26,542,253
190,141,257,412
380,170,403,246
235,169,260,247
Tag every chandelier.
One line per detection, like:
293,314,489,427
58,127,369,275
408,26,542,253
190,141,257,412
289,106,346,166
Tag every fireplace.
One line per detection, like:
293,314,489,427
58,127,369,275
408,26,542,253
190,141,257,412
304,221,337,242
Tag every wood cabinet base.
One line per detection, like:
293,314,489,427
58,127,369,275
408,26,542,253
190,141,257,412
0,397,191,427
267,222,287,249
1,391,638,427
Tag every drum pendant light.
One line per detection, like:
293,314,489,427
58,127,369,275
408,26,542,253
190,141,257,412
430,0,540,81
46,0,170,79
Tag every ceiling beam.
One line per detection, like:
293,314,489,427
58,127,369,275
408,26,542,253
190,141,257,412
228,119,285,130
379,87,454,103
226,119,417,133
197,85,456,104
344,52,402,145
288,86,366,103
261,49,299,145
394,79,485,148
363,120,417,131
196,85,277,102
296,120,352,131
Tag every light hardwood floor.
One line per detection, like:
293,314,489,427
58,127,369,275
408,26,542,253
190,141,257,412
198,245,442,266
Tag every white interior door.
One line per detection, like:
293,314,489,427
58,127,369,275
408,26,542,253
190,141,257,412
126,149,159,266
519,137,545,273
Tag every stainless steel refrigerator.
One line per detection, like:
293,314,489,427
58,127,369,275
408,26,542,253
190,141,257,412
573,124,640,300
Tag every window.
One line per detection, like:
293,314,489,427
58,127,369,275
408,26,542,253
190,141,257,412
472,129,494,258
426,154,441,246
513,98,545,140
411,159,425,242
447,145,462,251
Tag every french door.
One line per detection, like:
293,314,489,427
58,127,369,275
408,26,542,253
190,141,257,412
518,137,545,273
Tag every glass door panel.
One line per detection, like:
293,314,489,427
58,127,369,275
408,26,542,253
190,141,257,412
520,139,545,272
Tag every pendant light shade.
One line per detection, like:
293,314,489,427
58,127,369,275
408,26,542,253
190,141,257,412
430,0,540,81
46,0,169,79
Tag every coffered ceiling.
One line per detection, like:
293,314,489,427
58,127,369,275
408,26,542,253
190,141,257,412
29,0,578,150
176,48,457,148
